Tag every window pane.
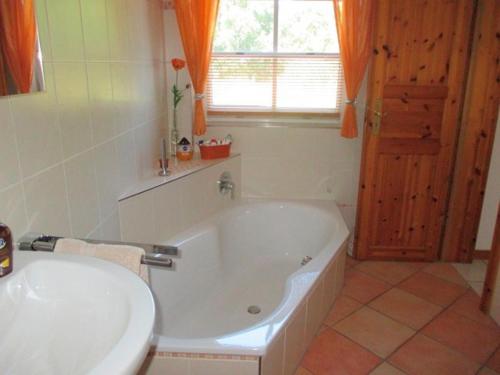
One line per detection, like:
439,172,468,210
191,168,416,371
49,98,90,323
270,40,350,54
213,0,274,53
207,55,343,111
275,57,342,109
208,57,273,108
278,0,339,53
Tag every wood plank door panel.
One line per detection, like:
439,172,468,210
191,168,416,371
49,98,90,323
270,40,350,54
355,0,474,261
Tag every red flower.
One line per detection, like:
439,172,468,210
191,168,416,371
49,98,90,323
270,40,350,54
171,58,186,71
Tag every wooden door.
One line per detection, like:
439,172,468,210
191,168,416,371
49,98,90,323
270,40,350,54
355,0,475,261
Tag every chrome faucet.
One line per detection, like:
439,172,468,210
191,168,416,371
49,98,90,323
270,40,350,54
217,171,235,199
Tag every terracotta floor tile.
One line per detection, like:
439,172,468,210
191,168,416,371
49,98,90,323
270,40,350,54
487,347,500,373
355,261,420,285
341,269,391,304
346,255,360,269
389,334,480,375
370,362,407,375
369,288,442,330
422,262,469,286
334,307,415,358
294,367,313,375
301,327,381,375
398,271,467,307
421,309,500,363
478,367,500,375
324,295,363,327
449,289,499,328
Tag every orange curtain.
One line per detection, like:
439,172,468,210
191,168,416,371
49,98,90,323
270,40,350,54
0,0,37,94
333,0,375,138
175,0,220,136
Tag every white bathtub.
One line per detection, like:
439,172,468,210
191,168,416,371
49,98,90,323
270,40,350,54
148,198,349,359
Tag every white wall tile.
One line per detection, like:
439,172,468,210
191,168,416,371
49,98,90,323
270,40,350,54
10,63,62,178
81,0,110,60
322,257,338,318
106,0,131,60
110,62,134,133
34,0,52,61
99,211,121,241
126,0,154,61
46,0,85,61
261,331,285,375
119,191,155,243
138,355,189,375
119,157,241,244
0,185,28,239
0,0,167,242
152,182,184,243
53,62,92,158
115,132,139,188
335,247,347,296
93,143,120,220
87,62,116,145
305,279,325,346
0,100,21,190
134,122,159,179
284,302,307,375
23,165,72,237
64,151,100,238
190,358,258,375
205,126,362,231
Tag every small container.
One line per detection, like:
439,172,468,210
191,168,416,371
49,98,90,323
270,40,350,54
199,143,231,159
176,137,193,161
0,223,13,277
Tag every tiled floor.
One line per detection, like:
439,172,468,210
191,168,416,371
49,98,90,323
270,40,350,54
453,260,489,295
296,257,500,375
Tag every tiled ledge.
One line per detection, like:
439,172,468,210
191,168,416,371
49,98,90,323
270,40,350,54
118,154,240,201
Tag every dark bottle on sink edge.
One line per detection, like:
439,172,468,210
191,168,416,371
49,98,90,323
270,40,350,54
0,223,13,277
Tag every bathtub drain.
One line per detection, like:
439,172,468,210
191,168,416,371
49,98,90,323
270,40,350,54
247,305,261,315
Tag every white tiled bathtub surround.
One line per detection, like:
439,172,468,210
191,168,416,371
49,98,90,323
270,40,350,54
139,353,260,375
119,156,242,244
0,0,167,242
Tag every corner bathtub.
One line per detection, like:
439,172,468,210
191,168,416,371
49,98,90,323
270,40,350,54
149,199,349,359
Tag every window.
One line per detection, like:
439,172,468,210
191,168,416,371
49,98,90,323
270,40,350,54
207,0,344,118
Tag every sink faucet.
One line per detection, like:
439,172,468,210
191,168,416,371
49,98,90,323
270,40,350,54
217,171,235,199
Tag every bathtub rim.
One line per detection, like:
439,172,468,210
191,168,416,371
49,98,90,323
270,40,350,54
151,198,350,356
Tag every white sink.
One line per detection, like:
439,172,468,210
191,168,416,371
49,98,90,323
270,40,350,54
0,251,155,375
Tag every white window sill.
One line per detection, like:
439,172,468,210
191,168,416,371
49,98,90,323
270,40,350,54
207,115,342,129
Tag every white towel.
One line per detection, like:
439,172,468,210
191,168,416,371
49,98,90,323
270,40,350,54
54,238,149,283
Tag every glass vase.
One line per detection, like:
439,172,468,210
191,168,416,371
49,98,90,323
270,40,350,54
170,108,179,157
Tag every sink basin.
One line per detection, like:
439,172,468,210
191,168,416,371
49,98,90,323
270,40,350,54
0,251,155,375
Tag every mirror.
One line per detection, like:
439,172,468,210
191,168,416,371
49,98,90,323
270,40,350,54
0,0,45,97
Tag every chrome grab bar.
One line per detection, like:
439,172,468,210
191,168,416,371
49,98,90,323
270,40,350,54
17,232,178,269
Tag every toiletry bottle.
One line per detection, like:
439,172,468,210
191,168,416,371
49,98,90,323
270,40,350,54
0,223,13,277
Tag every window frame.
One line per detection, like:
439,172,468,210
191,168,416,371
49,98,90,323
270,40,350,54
207,0,343,123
